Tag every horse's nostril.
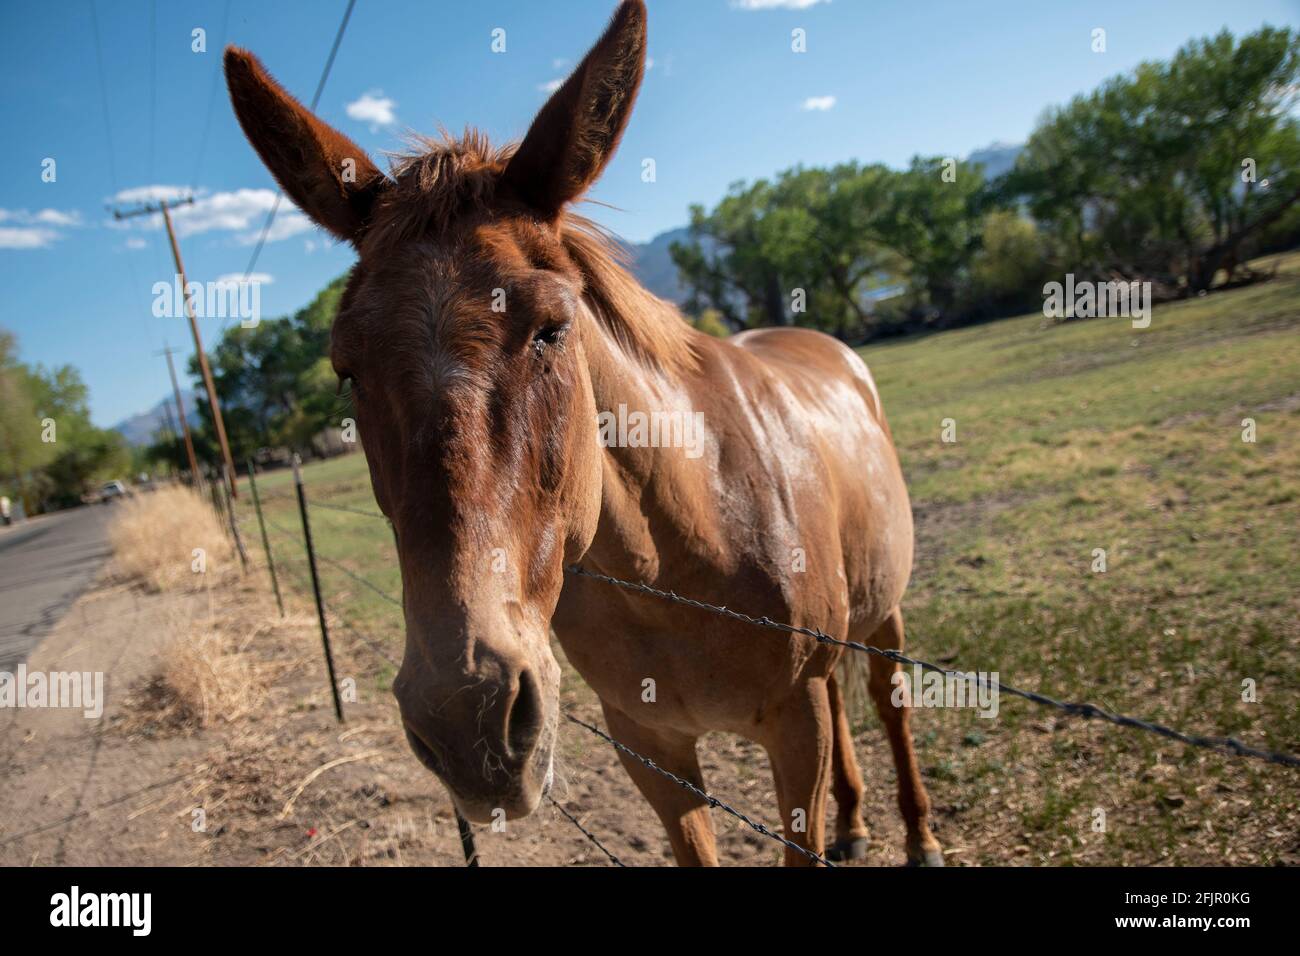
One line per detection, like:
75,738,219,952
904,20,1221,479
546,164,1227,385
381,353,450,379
506,668,543,758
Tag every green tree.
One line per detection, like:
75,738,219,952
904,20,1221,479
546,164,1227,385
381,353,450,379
0,329,133,511
192,274,352,460
1005,26,1300,294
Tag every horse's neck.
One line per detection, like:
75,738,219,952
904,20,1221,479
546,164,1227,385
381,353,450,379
580,304,707,579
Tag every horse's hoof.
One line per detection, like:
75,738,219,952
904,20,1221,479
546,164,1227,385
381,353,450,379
825,836,868,862
906,846,946,867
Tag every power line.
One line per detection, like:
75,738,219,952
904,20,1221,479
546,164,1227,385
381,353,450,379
89,0,157,348
192,0,233,190
243,0,358,281
88,0,119,192
149,0,157,183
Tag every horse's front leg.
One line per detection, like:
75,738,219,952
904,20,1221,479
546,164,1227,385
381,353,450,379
599,700,719,866
763,677,835,866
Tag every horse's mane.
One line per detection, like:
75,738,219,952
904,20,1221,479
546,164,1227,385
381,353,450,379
370,131,698,376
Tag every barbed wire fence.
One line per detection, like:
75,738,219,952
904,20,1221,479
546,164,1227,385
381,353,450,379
219,455,1299,869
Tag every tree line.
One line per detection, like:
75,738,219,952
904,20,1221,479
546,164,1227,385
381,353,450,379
672,27,1300,340
153,27,1300,476
141,275,350,472
0,330,132,514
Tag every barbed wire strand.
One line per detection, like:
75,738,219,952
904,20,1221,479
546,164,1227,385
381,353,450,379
564,714,832,867
237,488,1299,875
544,795,626,867
563,565,1300,769
243,497,1300,768
307,499,388,521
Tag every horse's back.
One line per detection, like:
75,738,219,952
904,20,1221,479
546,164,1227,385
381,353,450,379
729,326,886,424
724,326,913,629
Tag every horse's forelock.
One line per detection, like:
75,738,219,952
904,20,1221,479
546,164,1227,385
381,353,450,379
359,129,697,376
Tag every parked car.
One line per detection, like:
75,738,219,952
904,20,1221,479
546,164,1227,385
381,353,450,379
99,481,128,503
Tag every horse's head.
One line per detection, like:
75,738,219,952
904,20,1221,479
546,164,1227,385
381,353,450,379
225,1,647,821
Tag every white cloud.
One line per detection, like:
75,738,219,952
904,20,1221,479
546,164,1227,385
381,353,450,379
552,57,570,71
32,209,82,227
538,77,564,93
732,0,830,9
646,56,655,71
215,272,273,286
108,185,191,205
345,90,397,129
173,189,281,238
105,186,315,245
0,208,82,226
0,227,60,249
241,208,313,245
0,208,82,248
125,237,147,249
801,95,836,111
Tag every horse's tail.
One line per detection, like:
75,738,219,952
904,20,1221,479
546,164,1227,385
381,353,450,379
835,652,874,729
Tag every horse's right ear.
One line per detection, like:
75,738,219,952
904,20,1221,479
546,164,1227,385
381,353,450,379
224,47,385,244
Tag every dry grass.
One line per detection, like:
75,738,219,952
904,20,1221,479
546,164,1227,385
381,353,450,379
116,583,301,737
157,624,262,728
117,611,268,735
109,485,236,591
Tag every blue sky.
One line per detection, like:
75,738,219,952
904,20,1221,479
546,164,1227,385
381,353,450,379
2,0,1296,427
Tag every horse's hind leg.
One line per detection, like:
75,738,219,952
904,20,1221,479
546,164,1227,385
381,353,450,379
600,700,718,866
763,678,834,866
825,672,870,861
864,607,944,866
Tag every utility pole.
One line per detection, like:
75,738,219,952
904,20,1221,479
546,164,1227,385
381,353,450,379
157,345,201,485
113,195,239,498
159,396,180,476
160,396,177,444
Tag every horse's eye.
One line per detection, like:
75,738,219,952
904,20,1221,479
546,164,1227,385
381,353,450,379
532,324,565,354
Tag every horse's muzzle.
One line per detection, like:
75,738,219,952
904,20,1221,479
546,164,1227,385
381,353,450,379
395,660,556,822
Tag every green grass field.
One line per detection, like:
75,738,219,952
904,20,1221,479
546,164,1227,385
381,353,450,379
238,252,1300,864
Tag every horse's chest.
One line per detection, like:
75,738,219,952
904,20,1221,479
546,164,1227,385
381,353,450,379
551,587,837,736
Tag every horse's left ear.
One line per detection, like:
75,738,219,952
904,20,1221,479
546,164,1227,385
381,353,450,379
501,0,647,219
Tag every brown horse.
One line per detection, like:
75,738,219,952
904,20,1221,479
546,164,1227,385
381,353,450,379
225,0,942,866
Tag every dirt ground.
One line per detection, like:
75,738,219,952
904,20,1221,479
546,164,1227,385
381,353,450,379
2,560,1291,868
0,567,932,867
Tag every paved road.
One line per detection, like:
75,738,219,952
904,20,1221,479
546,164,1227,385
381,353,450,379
0,505,114,672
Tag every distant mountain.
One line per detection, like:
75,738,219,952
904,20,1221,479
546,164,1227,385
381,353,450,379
966,141,1024,180
113,389,202,447
623,226,696,304
625,144,1022,303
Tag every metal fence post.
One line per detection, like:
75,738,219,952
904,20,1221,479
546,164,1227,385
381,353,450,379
385,520,479,866
209,475,225,522
293,453,344,723
221,465,250,573
456,814,480,867
246,459,285,618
